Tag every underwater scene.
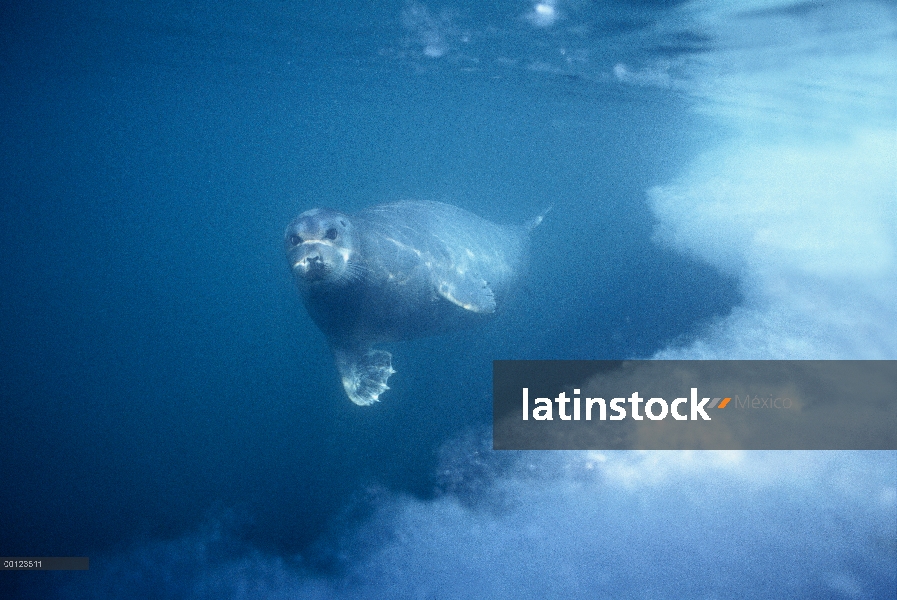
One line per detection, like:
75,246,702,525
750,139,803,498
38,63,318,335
1,0,894,597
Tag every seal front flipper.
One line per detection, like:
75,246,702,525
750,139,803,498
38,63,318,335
437,276,496,314
333,347,396,406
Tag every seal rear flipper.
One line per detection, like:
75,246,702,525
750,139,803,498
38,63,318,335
333,347,396,406
437,277,496,314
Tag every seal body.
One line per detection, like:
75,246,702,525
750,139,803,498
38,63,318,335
285,201,538,405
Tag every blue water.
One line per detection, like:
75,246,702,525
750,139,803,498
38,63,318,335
1,1,894,598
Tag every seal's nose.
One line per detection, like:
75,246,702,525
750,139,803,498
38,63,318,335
297,253,326,279
305,254,323,272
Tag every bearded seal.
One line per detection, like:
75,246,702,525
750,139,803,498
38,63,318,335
285,201,546,406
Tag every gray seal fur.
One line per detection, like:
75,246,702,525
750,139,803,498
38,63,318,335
285,200,543,405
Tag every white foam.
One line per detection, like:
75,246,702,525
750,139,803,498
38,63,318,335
401,2,452,59
648,0,897,359
525,1,560,28
56,451,895,599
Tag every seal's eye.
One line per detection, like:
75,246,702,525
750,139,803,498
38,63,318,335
289,234,303,246
324,228,338,240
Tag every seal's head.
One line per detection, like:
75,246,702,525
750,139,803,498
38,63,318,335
285,209,356,287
